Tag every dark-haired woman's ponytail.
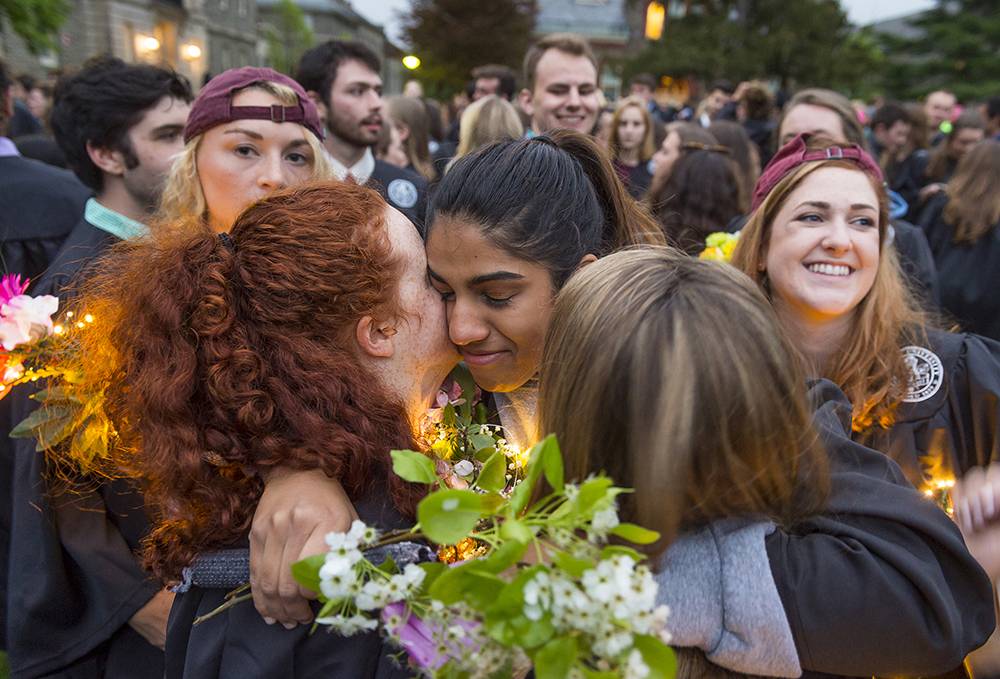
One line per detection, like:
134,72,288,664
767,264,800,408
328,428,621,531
547,129,666,251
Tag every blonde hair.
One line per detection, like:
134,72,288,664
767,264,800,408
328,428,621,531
158,81,332,227
608,96,655,163
539,247,827,550
386,95,435,181
730,139,926,432
452,95,523,164
944,139,1000,244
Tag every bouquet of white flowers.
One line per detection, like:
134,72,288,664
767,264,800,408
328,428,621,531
293,435,676,679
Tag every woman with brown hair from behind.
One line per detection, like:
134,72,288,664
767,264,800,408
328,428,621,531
540,247,994,676
71,180,457,676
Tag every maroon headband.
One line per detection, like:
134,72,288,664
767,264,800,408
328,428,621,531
751,133,883,211
183,66,324,144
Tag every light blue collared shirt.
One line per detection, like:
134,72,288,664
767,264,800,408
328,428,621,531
84,198,149,241
0,137,20,158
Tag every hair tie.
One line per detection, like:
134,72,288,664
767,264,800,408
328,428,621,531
218,232,236,252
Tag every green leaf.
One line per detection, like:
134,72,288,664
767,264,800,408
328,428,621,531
473,445,496,463
575,476,614,514
417,488,485,545
475,451,507,492
533,636,578,679
427,562,503,608
390,449,439,485
634,634,677,679
70,415,108,465
417,561,446,593
540,436,564,492
508,436,549,515
442,402,456,427
453,363,477,420
600,545,646,562
375,555,398,574
291,553,325,594
483,565,556,649
551,551,594,579
580,669,618,679
478,538,528,573
499,518,534,544
12,403,76,450
610,523,661,545
468,432,494,452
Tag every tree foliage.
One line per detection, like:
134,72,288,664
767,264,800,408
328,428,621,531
622,0,883,97
263,0,315,76
877,0,1000,101
0,0,69,54
401,0,537,98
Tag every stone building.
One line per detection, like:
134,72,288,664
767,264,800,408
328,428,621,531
256,0,404,93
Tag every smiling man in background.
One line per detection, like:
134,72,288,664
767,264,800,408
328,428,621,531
519,33,600,137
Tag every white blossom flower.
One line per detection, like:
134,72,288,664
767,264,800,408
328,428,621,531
319,568,357,600
624,649,651,679
453,459,475,477
314,613,378,635
591,506,620,535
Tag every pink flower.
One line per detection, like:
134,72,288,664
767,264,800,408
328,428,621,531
435,458,469,490
0,275,29,308
382,603,480,671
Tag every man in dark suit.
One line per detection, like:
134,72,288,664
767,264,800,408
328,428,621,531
0,58,90,652
6,56,192,679
296,41,429,231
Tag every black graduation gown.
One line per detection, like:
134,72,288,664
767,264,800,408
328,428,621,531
772,380,994,678
858,328,1000,491
918,194,1000,342
368,161,428,235
0,167,88,650
6,218,164,678
165,492,417,679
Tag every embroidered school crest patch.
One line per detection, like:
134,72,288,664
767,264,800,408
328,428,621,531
902,345,944,403
387,179,418,209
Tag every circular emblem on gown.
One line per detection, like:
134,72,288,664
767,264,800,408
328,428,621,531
387,179,418,209
902,345,944,403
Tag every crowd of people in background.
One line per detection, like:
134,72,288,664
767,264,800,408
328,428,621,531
1,25,1000,679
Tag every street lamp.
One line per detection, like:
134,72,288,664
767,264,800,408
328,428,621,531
645,2,665,41
180,42,202,61
402,55,421,70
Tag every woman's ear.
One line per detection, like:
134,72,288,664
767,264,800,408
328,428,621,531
577,253,598,270
396,124,411,143
355,315,397,359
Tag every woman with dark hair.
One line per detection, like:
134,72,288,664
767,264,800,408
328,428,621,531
710,120,759,212
424,129,663,448
914,111,986,208
918,140,1000,340
647,135,744,254
71,180,455,676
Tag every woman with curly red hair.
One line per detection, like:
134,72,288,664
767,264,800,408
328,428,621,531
71,180,456,675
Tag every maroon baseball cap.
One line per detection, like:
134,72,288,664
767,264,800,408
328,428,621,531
751,133,883,211
182,66,324,144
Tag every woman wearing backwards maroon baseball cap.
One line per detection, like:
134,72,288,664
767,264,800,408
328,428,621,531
732,133,1000,673
158,66,332,232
